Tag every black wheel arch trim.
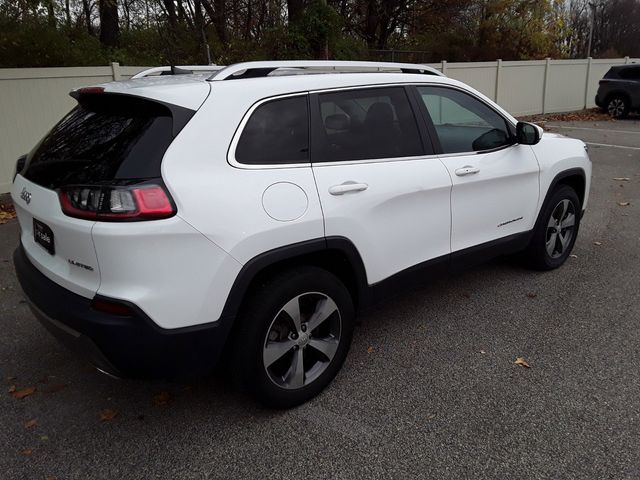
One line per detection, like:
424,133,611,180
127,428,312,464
219,236,370,322
543,167,586,207
605,90,631,104
534,168,587,232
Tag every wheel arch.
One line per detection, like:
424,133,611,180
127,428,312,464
605,90,631,106
219,236,369,324
537,168,586,228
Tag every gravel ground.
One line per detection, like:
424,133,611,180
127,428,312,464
0,120,639,480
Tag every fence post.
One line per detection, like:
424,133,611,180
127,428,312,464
625,56,630,64
441,60,447,75
584,57,593,109
542,57,551,114
494,59,502,103
110,62,121,81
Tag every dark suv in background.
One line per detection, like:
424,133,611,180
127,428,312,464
596,64,640,118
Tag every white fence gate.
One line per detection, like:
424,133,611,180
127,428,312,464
0,57,636,193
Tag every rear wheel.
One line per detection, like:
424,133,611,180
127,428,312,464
525,185,581,270
232,266,354,408
606,95,629,118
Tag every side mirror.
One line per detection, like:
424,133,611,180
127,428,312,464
516,121,541,145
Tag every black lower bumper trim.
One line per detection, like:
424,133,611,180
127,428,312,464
13,245,232,379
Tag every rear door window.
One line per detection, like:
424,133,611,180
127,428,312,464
312,87,425,162
23,94,188,189
235,95,309,165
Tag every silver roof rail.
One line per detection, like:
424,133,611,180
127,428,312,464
207,60,444,81
132,65,224,79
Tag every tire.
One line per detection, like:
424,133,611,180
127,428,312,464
525,185,581,270
231,266,355,408
606,95,630,118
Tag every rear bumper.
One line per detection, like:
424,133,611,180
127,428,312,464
13,245,232,379
595,94,603,108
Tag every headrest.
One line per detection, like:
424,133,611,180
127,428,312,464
365,102,394,125
325,113,350,130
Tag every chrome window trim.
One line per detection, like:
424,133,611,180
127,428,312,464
227,82,518,170
227,91,311,170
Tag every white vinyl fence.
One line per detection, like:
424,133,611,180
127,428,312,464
0,57,636,193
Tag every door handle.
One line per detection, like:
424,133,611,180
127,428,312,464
455,166,480,176
328,182,369,196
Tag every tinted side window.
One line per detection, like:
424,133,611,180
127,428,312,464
236,95,309,165
314,87,424,162
417,86,512,154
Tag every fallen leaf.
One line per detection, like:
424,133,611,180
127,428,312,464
11,387,36,399
570,254,578,258
99,409,118,422
43,383,68,394
617,202,630,206
24,419,38,429
613,177,630,181
20,449,32,456
153,391,172,407
0,210,17,225
514,357,531,368
8,385,16,393
593,241,602,246
526,293,537,298
367,346,375,354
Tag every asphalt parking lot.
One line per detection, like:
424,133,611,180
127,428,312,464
1,119,639,480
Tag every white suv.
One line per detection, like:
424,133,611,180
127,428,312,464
11,61,591,408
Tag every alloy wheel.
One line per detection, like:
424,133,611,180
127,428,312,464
262,292,342,390
607,98,626,117
545,199,576,259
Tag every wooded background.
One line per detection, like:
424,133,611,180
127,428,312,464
1,0,639,68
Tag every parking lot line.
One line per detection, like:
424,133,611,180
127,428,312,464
586,142,640,150
547,125,640,135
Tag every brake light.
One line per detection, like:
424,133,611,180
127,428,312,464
59,184,175,221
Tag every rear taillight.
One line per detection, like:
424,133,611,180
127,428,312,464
59,184,175,221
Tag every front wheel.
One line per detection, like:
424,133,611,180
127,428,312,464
232,266,355,408
525,185,581,270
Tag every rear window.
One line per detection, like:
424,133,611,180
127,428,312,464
619,67,640,80
23,95,192,189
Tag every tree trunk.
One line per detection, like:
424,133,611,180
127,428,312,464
99,0,120,48
163,0,178,30
65,0,72,26
83,0,95,36
287,0,305,24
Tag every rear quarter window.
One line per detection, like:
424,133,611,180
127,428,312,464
235,95,309,165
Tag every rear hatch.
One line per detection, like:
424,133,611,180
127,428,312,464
12,79,208,298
